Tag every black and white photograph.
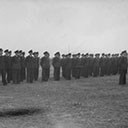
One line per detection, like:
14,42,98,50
0,0,128,127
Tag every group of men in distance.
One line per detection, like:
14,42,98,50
0,48,127,86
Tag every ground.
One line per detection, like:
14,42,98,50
0,75,128,128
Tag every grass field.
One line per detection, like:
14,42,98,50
0,75,128,128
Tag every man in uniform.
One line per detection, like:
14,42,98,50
93,53,100,77
71,54,77,78
61,54,66,79
4,49,10,84
88,54,94,76
81,53,89,78
80,54,84,77
4,49,12,83
8,50,12,82
64,53,72,80
12,50,21,84
75,53,81,79
118,50,128,85
20,51,26,82
40,51,50,81
115,54,119,75
106,53,112,76
25,50,34,83
111,54,119,75
100,53,106,76
0,48,7,85
33,52,40,81
52,52,61,81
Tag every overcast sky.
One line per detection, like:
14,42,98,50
0,0,128,56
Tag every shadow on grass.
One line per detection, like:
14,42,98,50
0,107,47,118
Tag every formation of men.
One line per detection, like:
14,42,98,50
0,48,127,86
0,49,39,85
61,53,120,79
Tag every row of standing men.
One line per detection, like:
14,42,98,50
0,48,127,85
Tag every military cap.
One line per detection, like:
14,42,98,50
55,52,60,56
121,50,127,55
68,53,71,56
96,53,100,56
0,48,3,51
14,50,19,53
72,54,75,56
4,49,9,53
62,54,65,57
28,50,33,53
90,54,93,56
77,53,80,56
22,52,25,55
8,50,12,54
44,51,49,55
81,54,85,56
19,50,22,53
33,52,36,55
102,53,105,56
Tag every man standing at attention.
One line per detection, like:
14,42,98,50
0,48,7,85
118,50,128,85
40,51,50,82
33,52,40,81
25,50,34,83
52,52,61,81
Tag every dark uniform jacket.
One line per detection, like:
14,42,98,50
25,56,34,69
61,58,67,68
65,58,72,69
76,58,81,68
72,58,77,68
0,56,5,70
118,56,127,74
52,57,61,68
33,57,39,68
12,56,21,69
20,56,26,69
40,57,50,69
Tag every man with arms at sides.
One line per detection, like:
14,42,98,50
64,53,72,80
118,50,128,85
52,52,61,81
0,48,7,85
33,52,40,81
25,50,34,83
12,50,21,84
40,51,50,82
